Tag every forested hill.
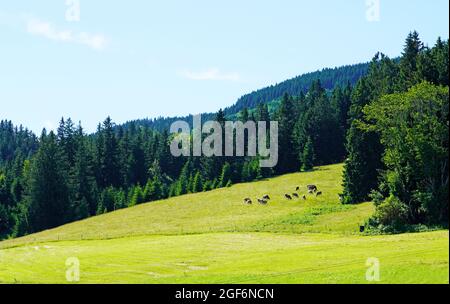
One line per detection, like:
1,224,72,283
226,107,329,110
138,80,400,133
121,62,370,132
223,62,369,115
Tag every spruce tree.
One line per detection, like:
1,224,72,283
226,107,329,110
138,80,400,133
301,137,314,171
219,162,232,188
398,31,423,90
276,93,298,174
23,131,72,232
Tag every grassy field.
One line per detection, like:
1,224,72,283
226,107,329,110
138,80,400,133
0,164,448,283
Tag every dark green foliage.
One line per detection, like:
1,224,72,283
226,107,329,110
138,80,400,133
342,52,400,205
364,83,449,227
96,117,121,188
342,33,449,231
294,81,346,169
20,131,72,232
225,62,369,116
276,93,298,174
301,137,314,172
218,162,232,188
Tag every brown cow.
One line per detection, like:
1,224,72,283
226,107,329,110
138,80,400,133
307,185,318,192
244,198,252,205
258,198,268,205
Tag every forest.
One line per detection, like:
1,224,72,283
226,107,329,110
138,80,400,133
0,32,448,239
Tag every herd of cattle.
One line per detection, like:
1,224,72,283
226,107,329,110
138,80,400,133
243,185,322,205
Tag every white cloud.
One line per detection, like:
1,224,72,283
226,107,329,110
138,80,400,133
26,18,107,51
179,68,241,82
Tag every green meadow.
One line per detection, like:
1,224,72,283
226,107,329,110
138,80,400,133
0,164,448,284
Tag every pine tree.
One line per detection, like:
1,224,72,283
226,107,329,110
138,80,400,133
239,107,249,122
341,79,384,204
96,117,121,188
398,31,423,90
129,185,144,207
301,137,314,171
192,171,202,193
70,125,98,218
218,162,232,188
22,131,72,232
276,93,298,174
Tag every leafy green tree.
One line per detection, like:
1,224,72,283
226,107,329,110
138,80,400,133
364,82,449,226
341,52,399,204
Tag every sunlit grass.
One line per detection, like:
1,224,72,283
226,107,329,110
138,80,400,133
0,163,448,284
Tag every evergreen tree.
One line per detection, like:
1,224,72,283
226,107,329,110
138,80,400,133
70,125,98,217
341,52,399,205
301,137,314,171
342,78,384,204
21,131,72,232
218,162,232,188
96,117,121,188
276,93,298,174
398,31,423,90
365,83,449,227
192,171,202,193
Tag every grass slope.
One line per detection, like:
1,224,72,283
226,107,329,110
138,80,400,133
0,164,448,283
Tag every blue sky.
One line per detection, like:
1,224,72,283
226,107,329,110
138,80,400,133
0,0,448,133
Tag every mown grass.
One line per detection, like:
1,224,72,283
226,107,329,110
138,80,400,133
0,163,448,284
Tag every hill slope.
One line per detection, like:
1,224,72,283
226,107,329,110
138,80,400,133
0,164,448,284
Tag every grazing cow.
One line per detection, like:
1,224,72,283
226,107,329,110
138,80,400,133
360,225,365,233
292,193,299,198
296,186,300,191
302,195,307,200
307,185,318,192
316,191,322,197
285,194,293,200
258,198,268,205
244,198,252,205
262,195,271,200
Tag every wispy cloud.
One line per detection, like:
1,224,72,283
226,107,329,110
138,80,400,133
179,68,241,82
26,18,107,51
